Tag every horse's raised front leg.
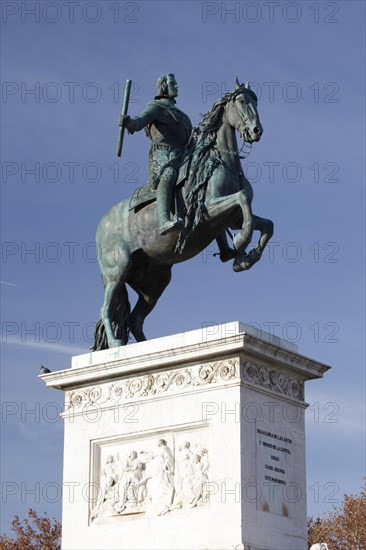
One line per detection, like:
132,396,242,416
253,215,274,255
233,215,274,272
129,266,172,342
205,190,254,253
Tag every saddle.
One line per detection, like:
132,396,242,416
128,150,191,212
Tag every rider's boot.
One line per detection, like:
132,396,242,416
216,231,236,262
157,178,184,236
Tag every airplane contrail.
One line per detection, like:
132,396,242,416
0,281,17,287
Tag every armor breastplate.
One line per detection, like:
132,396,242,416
147,100,193,149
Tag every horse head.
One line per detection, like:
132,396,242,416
225,79,263,143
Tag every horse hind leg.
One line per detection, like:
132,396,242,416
129,266,172,342
93,242,132,350
93,280,130,350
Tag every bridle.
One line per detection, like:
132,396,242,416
233,95,258,159
222,91,258,159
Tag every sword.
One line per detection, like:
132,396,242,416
116,79,132,157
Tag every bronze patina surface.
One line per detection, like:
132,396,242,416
93,77,273,350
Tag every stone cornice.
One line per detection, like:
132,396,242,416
39,322,330,392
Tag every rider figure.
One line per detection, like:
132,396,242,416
120,74,235,260
120,73,191,235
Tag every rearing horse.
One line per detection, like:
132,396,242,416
93,80,273,350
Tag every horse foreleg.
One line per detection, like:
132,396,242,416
205,191,253,253
253,215,274,252
129,267,172,342
233,215,274,272
216,231,236,262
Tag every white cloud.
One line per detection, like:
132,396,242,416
2,336,86,356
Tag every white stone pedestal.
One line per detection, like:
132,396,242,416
41,321,330,550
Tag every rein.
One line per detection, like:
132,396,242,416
215,140,252,160
238,140,252,159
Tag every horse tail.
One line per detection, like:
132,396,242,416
91,284,131,351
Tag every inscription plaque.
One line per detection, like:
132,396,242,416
255,420,295,517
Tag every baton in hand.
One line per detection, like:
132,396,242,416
116,79,132,157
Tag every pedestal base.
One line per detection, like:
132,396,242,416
41,322,330,550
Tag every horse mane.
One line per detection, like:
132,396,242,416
199,92,232,139
199,85,257,142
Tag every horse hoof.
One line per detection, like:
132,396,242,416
233,254,251,272
233,248,262,272
247,247,262,264
109,339,125,348
233,262,247,272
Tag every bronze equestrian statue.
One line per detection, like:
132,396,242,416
93,76,273,350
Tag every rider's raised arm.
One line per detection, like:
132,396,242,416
124,101,162,134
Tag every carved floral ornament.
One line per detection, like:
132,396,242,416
66,359,239,410
242,361,304,402
65,358,304,410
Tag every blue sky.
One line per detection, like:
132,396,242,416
1,0,365,536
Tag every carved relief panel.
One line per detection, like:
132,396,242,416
90,428,209,523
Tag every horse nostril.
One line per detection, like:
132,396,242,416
253,127,260,135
